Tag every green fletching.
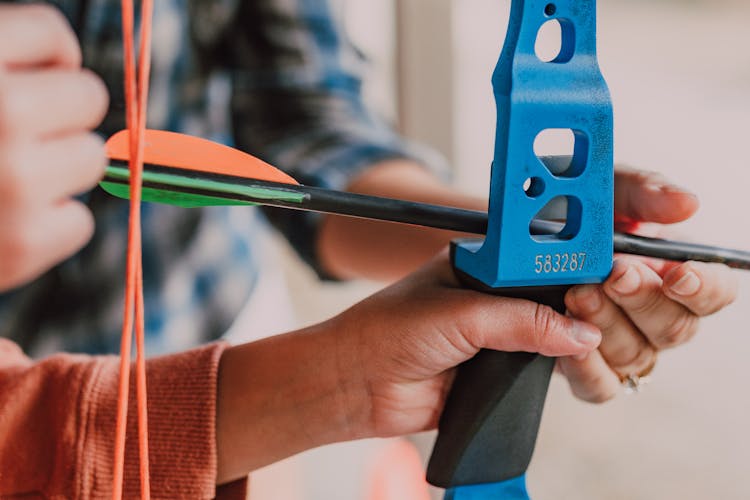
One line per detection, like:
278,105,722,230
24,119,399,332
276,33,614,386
102,165,305,208
100,181,256,208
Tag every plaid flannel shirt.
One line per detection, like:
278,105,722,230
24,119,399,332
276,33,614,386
0,0,443,356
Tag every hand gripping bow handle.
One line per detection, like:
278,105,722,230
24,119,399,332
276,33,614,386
427,258,567,490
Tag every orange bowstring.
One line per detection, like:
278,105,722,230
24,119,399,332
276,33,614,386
113,0,154,497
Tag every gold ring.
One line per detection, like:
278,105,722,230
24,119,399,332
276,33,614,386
619,351,658,394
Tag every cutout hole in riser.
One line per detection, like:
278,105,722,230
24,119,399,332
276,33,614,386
535,19,575,63
529,196,582,242
533,129,588,178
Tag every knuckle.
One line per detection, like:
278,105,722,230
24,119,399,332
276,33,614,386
571,373,617,404
78,133,107,176
588,305,619,333
0,263,23,291
455,300,491,349
0,85,6,131
585,387,617,404
608,344,653,374
693,269,739,316
79,69,109,122
722,284,740,310
625,287,663,316
79,131,105,150
17,4,52,27
77,207,95,241
532,303,564,349
64,202,95,249
29,6,76,43
0,82,21,133
22,5,81,68
0,222,34,275
26,3,64,24
633,169,667,187
693,295,723,316
0,144,33,206
658,314,700,348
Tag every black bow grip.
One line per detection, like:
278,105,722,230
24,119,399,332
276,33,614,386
427,244,570,488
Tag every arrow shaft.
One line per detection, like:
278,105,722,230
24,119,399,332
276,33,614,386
103,163,750,270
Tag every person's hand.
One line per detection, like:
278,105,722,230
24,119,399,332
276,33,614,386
560,167,739,402
0,4,108,292
326,254,604,438
216,254,601,481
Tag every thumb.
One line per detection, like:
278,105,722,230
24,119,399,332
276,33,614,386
460,295,601,358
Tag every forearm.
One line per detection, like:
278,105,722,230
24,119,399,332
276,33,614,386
317,159,487,281
215,320,369,484
0,340,226,498
0,323,365,494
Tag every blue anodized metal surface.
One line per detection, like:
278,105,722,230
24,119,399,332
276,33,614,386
445,474,530,500
453,0,614,288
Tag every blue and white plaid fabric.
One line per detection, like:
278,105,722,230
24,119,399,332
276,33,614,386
0,0,444,356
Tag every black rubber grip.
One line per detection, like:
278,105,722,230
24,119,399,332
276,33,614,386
426,264,569,488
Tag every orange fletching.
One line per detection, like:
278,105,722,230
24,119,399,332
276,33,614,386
107,129,299,185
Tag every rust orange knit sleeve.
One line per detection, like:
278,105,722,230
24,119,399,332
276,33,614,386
0,339,245,499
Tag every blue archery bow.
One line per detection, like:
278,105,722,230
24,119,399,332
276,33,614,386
427,1,613,499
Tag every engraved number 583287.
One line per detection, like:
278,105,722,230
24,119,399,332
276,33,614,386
534,253,587,274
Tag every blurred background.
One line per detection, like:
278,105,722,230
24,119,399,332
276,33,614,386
228,0,750,498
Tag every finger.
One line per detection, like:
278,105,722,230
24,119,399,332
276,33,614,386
0,200,94,291
0,69,109,138
0,4,81,69
603,258,700,349
614,167,699,224
0,133,107,205
636,257,680,278
416,255,602,357
662,261,739,316
566,284,657,377
557,351,621,404
455,294,602,358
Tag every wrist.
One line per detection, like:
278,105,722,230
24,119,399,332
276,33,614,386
347,159,486,212
317,159,487,281
215,321,370,483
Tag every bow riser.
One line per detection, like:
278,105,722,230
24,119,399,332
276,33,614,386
427,1,612,498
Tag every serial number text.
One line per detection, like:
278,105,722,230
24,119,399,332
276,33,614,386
534,253,587,274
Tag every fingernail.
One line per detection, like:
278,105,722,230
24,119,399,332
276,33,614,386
611,265,641,295
670,271,701,296
571,322,600,346
645,182,692,195
660,183,694,195
575,286,602,313
645,182,696,199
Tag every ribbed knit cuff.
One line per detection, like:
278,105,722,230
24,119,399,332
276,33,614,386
78,342,233,499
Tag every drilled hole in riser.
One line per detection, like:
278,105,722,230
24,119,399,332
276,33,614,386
523,177,545,198
544,3,557,16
